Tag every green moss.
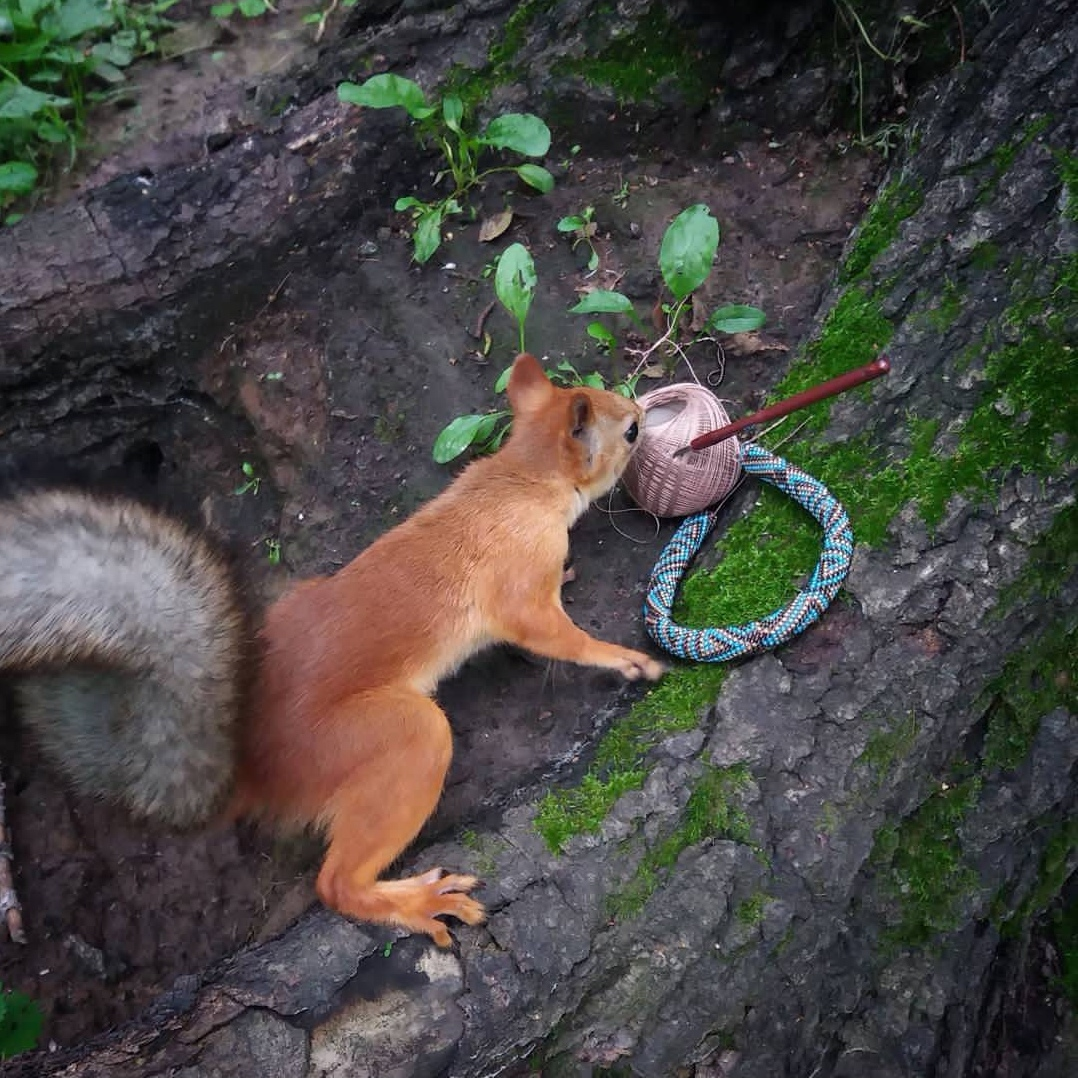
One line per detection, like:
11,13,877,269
872,777,983,948
969,241,1001,272
996,818,1078,947
735,892,768,927
774,286,894,428
839,179,924,284
553,4,712,108
1053,893,1078,1010
608,764,754,919
927,277,963,331
981,624,1077,772
975,114,1053,205
440,0,557,109
1056,151,1078,222
535,172,1076,856
858,713,920,789
1003,501,1078,606
535,768,647,853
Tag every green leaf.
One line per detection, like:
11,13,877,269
659,203,719,300
442,94,463,133
493,366,512,393
0,986,43,1058
90,59,126,84
582,372,605,389
394,195,427,212
0,83,70,120
91,41,135,68
302,12,323,23
515,163,554,193
238,0,269,16
50,0,115,42
433,413,497,463
480,113,551,157
705,304,767,334
413,207,443,263
337,74,436,120
210,2,235,15
586,321,616,349
569,290,634,316
494,241,537,330
0,161,38,196
557,215,585,232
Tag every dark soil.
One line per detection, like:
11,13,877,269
0,20,879,1048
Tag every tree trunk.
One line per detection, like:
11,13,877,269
2,0,1075,1075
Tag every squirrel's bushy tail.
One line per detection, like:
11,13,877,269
0,488,248,827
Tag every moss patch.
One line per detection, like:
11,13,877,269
553,4,712,108
607,764,754,919
858,712,920,790
534,146,1076,863
839,178,924,284
1053,892,1078,1010
872,777,983,949
981,624,1077,773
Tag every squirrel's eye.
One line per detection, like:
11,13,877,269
625,421,639,444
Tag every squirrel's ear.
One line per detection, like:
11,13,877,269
507,353,553,414
569,393,592,440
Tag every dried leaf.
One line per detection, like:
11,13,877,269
479,209,514,243
726,332,790,355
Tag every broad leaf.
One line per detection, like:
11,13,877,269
237,0,269,15
481,113,551,157
659,203,719,300
91,41,135,68
495,242,537,328
337,74,435,120
706,304,767,334
0,83,70,120
442,94,463,133
0,160,38,196
557,215,585,232
494,366,513,394
434,413,499,463
50,0,115,42
515,163,554,193
569,290,634,315
394,195,427,212
412,207,443,263
586,321,616,349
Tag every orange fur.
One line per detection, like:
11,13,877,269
232,353,665,945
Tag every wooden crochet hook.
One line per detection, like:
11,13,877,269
672,356,891,457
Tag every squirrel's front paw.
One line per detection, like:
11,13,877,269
615,649,668,682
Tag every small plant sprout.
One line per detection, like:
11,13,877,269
210,0,276,19
557,205,600,272
432,356,639,464
569,204,766,372
234,461,261,496
264,538,281,565
336,73,554,263
0,0,176,219
494,242,536,354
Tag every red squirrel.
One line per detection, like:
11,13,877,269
0,353,665,945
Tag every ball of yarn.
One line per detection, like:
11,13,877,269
623,383,742,518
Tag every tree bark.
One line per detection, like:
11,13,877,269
2,1,1075,1075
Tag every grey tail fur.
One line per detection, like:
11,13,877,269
0,488,249,828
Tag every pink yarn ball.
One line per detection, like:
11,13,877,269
623,383,742,518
